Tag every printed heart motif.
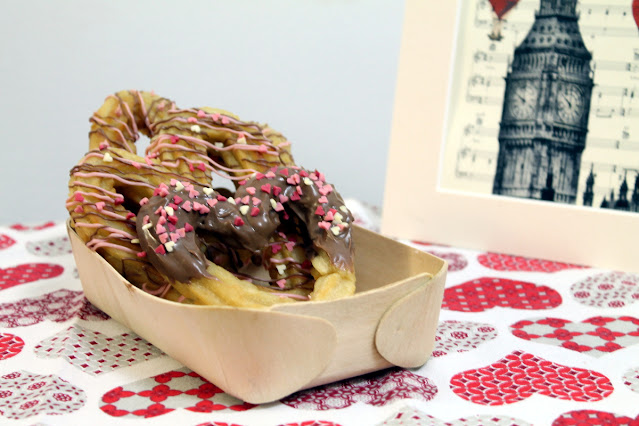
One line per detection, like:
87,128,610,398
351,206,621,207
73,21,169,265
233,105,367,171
281,368,437,410
100,367,254,418
376,407,532,426
623,366,639,394
571,272,639,308
0,234,16,250
0,370,86,420
425,251,468,272
0,263,64,290
510,316,639,357
634,0,639,33
552,410,639,426
0,289,108,328
443,277,562,312
450,351,613,405
432,320,498,358
0,333,25,361
279,422,342,426
26,236,72,257
478,252,586,273
34,324,163,375
9,221,56,231
489,0,520,19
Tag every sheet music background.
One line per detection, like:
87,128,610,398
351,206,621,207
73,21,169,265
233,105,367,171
441,0,639,210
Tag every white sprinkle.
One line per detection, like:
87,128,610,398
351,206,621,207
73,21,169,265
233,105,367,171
203,187,214,195
165,206,175,216
142,223,153,230
165,241,175,252
131,238,139,244
215,142,224,148
270,199,277,209
303,177,313,186
191,124,201,133
237,136,247,144
334,212,344,223
330,226,341,235
239,205,249,215
175,181,184,191
227,197,236,205
339,205,349,213
276,264,287,275
103,152,113,162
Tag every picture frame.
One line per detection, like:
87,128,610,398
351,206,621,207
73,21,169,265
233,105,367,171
381,0,639,273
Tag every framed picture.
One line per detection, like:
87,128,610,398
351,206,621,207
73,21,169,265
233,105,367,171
381,0,639,273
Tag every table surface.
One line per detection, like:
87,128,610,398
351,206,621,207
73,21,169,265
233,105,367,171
0,200,638,426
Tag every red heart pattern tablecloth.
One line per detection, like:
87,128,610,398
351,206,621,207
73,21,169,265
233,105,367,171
0,201,637,425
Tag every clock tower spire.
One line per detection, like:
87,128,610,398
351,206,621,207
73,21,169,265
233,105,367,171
492,0,594,204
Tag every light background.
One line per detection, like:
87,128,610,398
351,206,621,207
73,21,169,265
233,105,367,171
0,0,403,224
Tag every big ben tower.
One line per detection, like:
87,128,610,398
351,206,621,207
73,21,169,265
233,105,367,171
492,0,594,203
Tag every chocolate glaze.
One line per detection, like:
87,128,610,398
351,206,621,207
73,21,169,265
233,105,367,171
136,167,354,284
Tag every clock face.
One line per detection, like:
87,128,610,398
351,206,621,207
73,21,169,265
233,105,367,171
507,80,538,119
557,84,585,124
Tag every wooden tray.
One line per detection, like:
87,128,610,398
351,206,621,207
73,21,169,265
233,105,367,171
67,222,447,404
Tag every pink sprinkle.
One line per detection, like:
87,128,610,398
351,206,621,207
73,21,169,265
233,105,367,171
222,116,230,124
170,178,178,186
189,188,200,198
258,145,268,153
199,205,210,214
158,215,167,225
250,207,260,216
252,197,261,205
318,172,326,182
318,196,328,204
143,215,150,224
99,141,109,150
168,215,178,224
265,171,276,179
290,192,301,202
173,195,183,205
319,185,333,196
280,168,289,177
279,194,289,203
299,170,309,177
310,172,318,181
318,221,331,230
182,200,192,212
197,109,206,118
131,161,141,169
324,211,335,221
170,135,180,144
296,185,303,195
187,117,197,123
241,195,250,204
74,193,84,202
95,201,105,211
261,184,272,194
184,223,194,232
126,212,136,220
238,180,247,186
154,206,163,215
74,206,83,213
155,245,166,255
193,201,203,211
156,224,167,234
159,187,169,197
285,241,296,251
207,199,218,208
168,223,176,233
315,206,325,216
145,156,153,166
159,233,169,244
276,279,287,289
188,163,194,172
235,197,241,205
114,195,125,205
272,244,282,254
273,186,282,197
234,217,245,226
210,113,220,121
273,202,285,212
217,195,227,202
246,187,256,195
170,232,180,242
197,163,207,172
137,251,147,258
177,228,186,238
255,173,266,180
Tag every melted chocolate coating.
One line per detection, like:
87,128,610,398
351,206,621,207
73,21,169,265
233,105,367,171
136,167,354,284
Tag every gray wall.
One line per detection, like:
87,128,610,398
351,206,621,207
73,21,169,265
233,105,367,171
0,0,404,224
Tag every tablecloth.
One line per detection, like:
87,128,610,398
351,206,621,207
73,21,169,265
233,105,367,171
0,200,638,426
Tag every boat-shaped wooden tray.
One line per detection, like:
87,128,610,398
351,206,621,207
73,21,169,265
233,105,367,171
68,222,447,404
